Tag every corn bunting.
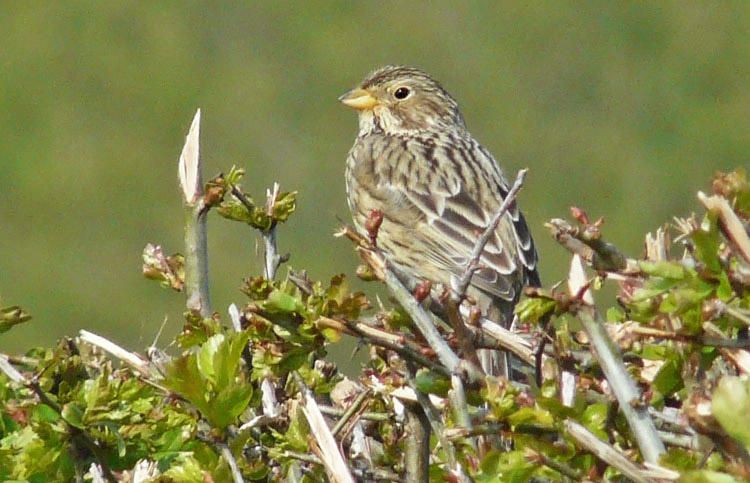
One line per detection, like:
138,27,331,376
340,65,540,374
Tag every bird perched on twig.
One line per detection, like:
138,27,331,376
339,65,540,375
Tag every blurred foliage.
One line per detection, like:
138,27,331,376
2,3,750,361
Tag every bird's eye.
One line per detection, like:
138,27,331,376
394,87,410,100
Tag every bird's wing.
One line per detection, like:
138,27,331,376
372,134,538,302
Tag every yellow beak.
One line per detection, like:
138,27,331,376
338,88,378,110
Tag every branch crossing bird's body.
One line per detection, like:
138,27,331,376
340,66,540,375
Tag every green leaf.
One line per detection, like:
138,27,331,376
271,191,297,223
164,354,210,416
32,404,60,424
0,305,32,333
414,369,451,396
197,330,249,389
225,165,245,186
680,470,742,483
581,403,608,440
212,383,253,429
692,216,721,274
639,260,686,279
713,376,750,450
659,287,710,314
507,407,553,428
277,347,309,373
197,333,225,386
285,405,310,452
265,290,302,313
606,306,626,323
515,297,557,324
162,453,205,482
651,360,683,406
60,403,84,429
717,271,734,302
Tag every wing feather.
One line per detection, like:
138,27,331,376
362,133,538,301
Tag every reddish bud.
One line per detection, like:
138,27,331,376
570,206,590,225
365,209,384,243
467,306,482,327
413,280,432,302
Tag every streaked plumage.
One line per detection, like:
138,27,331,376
340,65,539,373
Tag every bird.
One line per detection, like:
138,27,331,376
339,65,540,375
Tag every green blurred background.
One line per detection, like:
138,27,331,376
2,3,749,363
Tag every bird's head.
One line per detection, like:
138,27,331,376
339,65,465,135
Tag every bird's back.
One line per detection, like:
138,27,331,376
345,127,539,327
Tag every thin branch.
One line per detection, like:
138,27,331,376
0,354,25,383
318,405,390,422
78,330,155,377
627,324,750,348
404,406,430,483
220,443,245,483
698,191,750,263
331,388,371,437
384,268,462,373
471,313,540,366
179,109,212,316
383,267,477,451
280,451,401,481
564,419,658,483
448,373,476,452
404,361,470,483
567,255,665,463
264,182,283,280
316,316,452,377
453,168,528,298
525,448,585,481
546,218,631,272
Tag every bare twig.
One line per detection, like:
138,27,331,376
220,444,245,483
698,191,750,262
295,374,355,483
448,373,476,452
178,109,212,316
383,267,478,452
453,169,528,298
261,377,281,418
316,316,452,377
331,388,371,437
384,268,462,373
318,405,390,422
525,448,585,481
404,406,430,483
564,419,659,483
546,218,632,271
280,451,401,481
264,182,283,280
404,361,470,483
626,324,750,348
78,330,155,377
0,354,25,383
567,255,665,463
472,313,540,366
